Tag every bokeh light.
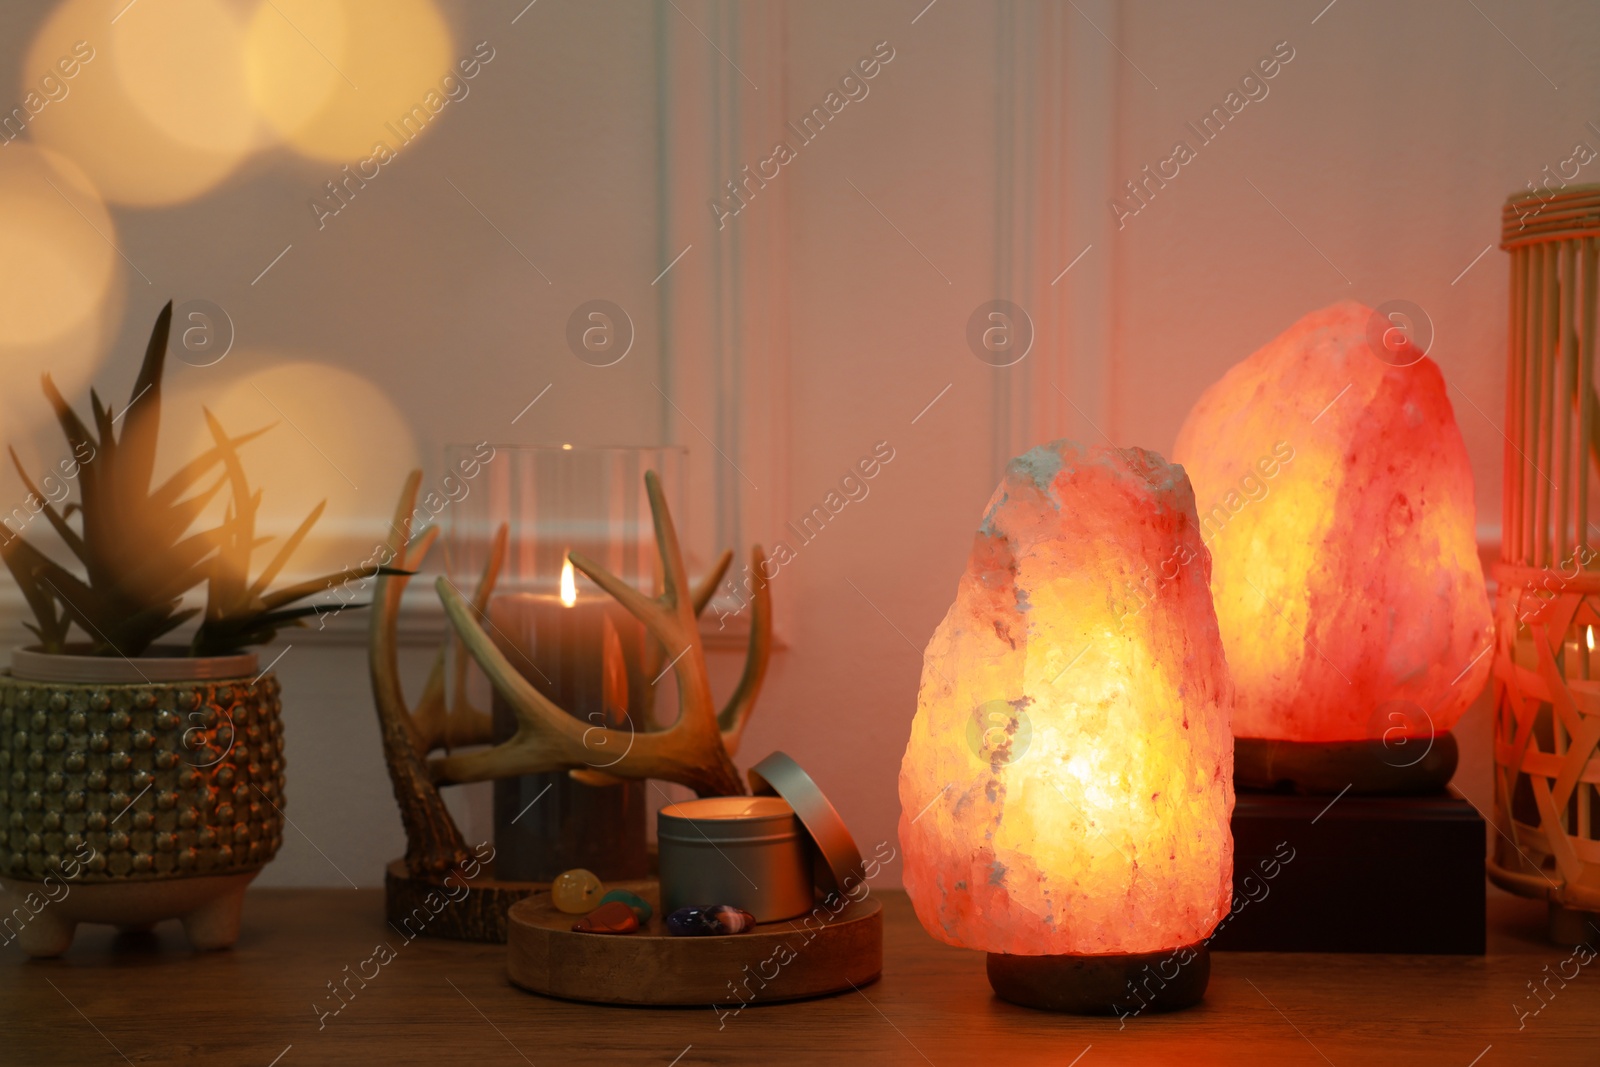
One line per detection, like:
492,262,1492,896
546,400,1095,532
0,292,123,455
112,0,258,156
245,0,454,163
23,0,256,205
0,144,117,347
164,359,420,578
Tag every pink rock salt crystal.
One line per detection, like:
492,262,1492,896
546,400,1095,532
1173,300,1492,743
898,441,1234,957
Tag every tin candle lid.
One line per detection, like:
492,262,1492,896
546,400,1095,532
747,751,864,895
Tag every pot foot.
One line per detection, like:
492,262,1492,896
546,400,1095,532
181,883,247,950
15,908,77,958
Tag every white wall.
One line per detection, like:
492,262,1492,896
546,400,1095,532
0,0,1592,886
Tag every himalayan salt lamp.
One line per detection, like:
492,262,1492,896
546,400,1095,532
1173,300,1492,794
899,440,1233,1014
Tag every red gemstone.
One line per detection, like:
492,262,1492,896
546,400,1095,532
572,901,640,935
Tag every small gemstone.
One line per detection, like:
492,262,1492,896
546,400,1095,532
665,905,757,937
550,868,604,914
598,889,653,923
571,901,640,935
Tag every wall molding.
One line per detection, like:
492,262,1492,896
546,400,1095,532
656,0,792,638
990,0,1117,476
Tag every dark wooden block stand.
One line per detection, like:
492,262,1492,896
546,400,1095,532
1210,789,1486,954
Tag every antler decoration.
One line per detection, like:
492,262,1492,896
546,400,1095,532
369,471,486,877
368,466,774,881
431,470,771,798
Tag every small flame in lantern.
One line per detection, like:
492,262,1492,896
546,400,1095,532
560,556,578,607
1588,625,1594,653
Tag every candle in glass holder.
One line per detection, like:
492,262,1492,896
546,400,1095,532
488,557,651,881
445,443,685,882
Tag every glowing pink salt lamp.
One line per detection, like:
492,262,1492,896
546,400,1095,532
899,440,1233,1013
1173,301,1492,793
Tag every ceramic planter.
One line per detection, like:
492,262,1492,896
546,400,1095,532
0,647,285,956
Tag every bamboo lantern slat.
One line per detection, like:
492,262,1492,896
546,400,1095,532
1493,184,1600,930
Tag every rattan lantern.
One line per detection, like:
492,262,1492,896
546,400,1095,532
1492,182,1600,943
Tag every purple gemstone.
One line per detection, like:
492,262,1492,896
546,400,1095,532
666,905,757,936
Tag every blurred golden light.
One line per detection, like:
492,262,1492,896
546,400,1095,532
112,0,257,156
164,359,420,577
23,0,255,205
0,288,122,448
0,144,117,347
245,0,455,163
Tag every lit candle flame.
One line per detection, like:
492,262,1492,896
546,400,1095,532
1588,625,1594,653
560,556,577,607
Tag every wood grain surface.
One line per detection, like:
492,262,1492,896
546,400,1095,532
0,885,1595,1065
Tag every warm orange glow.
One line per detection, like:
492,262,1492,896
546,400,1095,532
24,0,255,205
559,556,578,607
245,0,454,163
1173,301,1492,742
0,145,116,347
1587,625,1593,654
900,441,1233,956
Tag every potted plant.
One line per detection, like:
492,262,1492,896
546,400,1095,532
0,303,393,956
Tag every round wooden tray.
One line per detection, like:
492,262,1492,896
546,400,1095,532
506,880,882,1006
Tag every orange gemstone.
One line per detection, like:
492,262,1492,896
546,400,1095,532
571,901,639,935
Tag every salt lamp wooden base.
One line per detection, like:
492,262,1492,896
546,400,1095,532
506,879,883,1006
1211,790,1485,954
986,943,1209,1014
385,859,543,943
1234,732,1458,795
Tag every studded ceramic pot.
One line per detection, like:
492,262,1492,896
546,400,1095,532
0,649,285,956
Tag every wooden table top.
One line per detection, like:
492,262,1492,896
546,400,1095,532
1,885,1593,1065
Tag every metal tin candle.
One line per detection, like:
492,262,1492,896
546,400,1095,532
658,796,813,923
